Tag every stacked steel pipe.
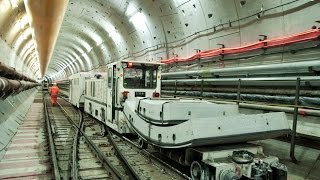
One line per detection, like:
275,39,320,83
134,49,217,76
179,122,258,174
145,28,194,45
0,62,37,82
0,62,39,99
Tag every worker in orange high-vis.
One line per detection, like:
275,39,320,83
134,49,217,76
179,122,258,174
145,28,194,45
49,82,59,106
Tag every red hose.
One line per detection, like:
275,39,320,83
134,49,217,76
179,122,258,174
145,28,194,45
161,29,320,64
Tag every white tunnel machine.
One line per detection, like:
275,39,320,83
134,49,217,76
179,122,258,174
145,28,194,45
83,61,162,134
124,98,291,148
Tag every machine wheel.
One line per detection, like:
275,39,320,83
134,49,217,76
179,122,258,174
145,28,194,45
190,161,204,180
100,124,107,136
138,137,148,149
231,150,254,164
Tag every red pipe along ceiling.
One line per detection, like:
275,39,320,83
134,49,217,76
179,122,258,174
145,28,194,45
161,29,320,64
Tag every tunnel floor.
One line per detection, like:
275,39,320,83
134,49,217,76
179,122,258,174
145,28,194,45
0,93,52,179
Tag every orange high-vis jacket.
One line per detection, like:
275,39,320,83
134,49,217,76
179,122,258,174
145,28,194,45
50,85,59,96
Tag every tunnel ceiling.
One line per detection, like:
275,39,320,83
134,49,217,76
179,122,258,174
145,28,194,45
0,0,319,81
49,0,173,80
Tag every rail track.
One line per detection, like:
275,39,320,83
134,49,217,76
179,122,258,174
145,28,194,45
44,94,190,180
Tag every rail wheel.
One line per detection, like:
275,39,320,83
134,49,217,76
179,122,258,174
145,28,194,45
190,161,205,180
138,137,148,149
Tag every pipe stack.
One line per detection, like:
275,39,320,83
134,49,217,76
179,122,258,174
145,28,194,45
0,62,37,83
0,62,39,100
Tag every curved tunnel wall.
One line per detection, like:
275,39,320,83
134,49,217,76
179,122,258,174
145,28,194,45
0,0,319,81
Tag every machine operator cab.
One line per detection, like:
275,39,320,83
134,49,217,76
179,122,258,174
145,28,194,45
106,60,162,133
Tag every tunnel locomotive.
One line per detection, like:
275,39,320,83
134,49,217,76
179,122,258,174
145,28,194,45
69,60,289,180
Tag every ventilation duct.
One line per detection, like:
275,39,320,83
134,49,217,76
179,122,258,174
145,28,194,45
24,0,69,77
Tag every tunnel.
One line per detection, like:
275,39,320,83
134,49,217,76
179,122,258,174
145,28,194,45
0,0,320,179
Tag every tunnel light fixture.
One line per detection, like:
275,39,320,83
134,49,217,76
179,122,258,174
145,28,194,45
125,2,140,17
126,4,135,16
129,11,143,22
129,12,146,28
128,3,144,23
81,52,92,68
22,32,27,40
77,47,85,55
9,0,19,8
13,15,29,32
96,39,102,46
107,25,122,44
92,33,103,46
23,27,32,40
83,41,91,52
126,3,147,32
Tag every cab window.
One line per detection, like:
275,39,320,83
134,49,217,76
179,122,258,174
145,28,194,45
108,68,112,88
123,64,157,89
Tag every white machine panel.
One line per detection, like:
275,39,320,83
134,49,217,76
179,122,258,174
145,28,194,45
124,98,291,148
137,98,238,124
69,72,95,107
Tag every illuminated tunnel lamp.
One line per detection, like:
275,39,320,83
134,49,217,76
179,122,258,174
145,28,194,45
162,29,320,64
9,0,20,8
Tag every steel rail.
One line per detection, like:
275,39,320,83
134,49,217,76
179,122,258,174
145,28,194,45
71,110,81,180
43,93,61,180
105,128,141,180
69,100,190,179
56,101,125,180
122,136,191,180
58,97,190,179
